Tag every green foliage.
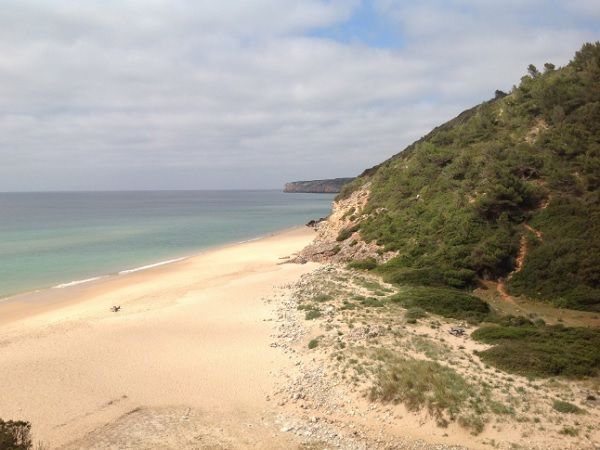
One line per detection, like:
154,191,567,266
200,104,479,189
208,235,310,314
391,286,491,323
359,297,385,307
472,324,600,377
340,42,600,310
507,198,600,310
304,309,322,320
336,225,359,242
308,339,319,349
559,426,579,436
313,293,333,302
552,400,584,414
0,419,32,450
405,307,428,320
347,258,378,270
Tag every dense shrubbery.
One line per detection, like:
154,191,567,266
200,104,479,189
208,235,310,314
472,323,600,377
391,286,491,323
340,42,600,311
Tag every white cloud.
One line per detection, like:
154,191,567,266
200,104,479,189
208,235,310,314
0,0,597,190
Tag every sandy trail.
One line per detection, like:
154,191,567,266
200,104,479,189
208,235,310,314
0,227,317,449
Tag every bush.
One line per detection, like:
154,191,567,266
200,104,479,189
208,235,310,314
391,286,491,323
360,297,385,307
0,419,32,450
348,258,377,270
308,339,319,349
552,400,584,414
559,426,579,436
336,225,359,242
313,294,332,302
405,307,428,320
305,310,322,320
472,324,600,377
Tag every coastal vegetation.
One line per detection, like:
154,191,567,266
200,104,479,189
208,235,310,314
390,286,491,323
283,265,598,443
472,322,600,377
336,42,600,312
286,45,600,447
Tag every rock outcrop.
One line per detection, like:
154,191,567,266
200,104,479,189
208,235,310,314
300,182,397,263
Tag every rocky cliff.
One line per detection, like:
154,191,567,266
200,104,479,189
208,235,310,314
283,178,354,193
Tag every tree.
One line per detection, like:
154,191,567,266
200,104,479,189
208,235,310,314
527,64,540,78
495,89,508,99
544,62,556,72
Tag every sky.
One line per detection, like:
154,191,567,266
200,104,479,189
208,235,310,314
1,0,599,191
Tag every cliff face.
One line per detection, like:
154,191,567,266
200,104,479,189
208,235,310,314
283,178,354,193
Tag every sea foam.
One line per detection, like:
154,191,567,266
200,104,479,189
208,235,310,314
52,277,103,289
118,257,186,275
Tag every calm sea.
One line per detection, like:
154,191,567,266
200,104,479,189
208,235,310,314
0,190,334,298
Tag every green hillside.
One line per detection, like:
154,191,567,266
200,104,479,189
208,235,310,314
338,42,600,311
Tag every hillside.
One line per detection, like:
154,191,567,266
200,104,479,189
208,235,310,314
284,178,354,193
304,42,600,312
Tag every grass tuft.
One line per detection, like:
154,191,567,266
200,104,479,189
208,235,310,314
370,357,480,429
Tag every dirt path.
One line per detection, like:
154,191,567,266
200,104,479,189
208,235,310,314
495,222,543,304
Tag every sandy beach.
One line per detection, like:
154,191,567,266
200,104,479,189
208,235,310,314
0,227,318,449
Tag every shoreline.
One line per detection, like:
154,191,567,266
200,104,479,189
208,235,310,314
0,225,308,325
0,226,319,448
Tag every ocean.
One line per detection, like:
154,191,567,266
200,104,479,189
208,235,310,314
0,190,334,298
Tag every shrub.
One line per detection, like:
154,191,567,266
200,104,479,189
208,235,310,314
308,339,319,349
391,286,491,323
360,297,385,307
472,324,600,377
0,419,32,450
405,307,428,320
336,225,359,242
305,310,322,320
313,294,332,302
552,400,584,414
559,426,579,436
348,258,377,270
340,301,357,310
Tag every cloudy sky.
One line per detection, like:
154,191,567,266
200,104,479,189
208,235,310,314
1,0,599,191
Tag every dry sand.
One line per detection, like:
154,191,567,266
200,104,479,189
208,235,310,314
0,227,318,449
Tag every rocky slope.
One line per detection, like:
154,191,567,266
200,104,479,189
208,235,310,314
300,182,397,264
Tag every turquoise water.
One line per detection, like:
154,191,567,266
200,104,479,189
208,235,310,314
0,191,334,298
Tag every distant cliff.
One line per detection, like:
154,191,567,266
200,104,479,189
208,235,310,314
284,178,354,193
